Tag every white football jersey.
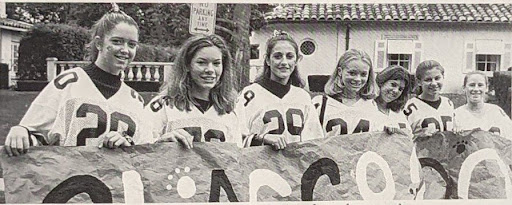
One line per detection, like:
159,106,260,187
454,103,512,139
312,95,385,137
376,101,412,131
403,96,455,134
19,67,154,146
235,83,324,147
146,95,242,147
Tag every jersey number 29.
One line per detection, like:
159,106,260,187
263,109,304,136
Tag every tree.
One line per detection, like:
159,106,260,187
233,5,251,89
7,3,273,45
6,3,66,23
7,3,275,88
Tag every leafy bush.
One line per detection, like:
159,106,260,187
18,23,90,80
134,44,177,62
17,23,176,80
491,71,511,118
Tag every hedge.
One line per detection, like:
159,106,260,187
492,71,511,118
17,23,175,80
18,23,90,80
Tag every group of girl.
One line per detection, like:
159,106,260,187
5,8,512,156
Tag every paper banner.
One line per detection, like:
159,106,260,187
0,132,420,203
415,130,512,199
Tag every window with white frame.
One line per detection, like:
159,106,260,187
388,54,411,70
374,39,422,73
463,39,512,75
476,54,500,72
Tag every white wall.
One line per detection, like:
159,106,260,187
1,29,23,86
350,22,512,93
1,30,14,66
251,21,512,93
250,23,342,86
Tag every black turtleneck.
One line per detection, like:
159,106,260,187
330,93,344,104
193,97,212,113
257,77,291,98
82,63,122,99
418,96,442,109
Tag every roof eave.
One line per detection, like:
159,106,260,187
0,25,30,32
266,19,512,25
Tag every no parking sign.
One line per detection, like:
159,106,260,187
189,3,217,35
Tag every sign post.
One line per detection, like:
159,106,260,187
189,3,217,35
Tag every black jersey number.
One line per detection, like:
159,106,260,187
54,72,78,90
326,118,369,136
130,90,144,104
403,103,418,117
76,103,136,146
263,109,304,135
183,127,226,142
243,90,255,106
420,116,452,132
150,96,171,112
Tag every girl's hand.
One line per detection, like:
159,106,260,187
412,127,437,141
157,129,194,149
4,126,31,156
99,131,132,149
384,126,407,136
262,133,288,150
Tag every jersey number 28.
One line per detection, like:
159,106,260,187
76,103,136,146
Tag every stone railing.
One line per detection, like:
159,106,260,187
47,57,264,87
46,57,173,83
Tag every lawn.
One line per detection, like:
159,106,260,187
0,90,39,145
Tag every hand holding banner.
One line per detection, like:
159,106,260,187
0,132,420,203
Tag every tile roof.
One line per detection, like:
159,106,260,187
0,18,33,30
266,4,512,23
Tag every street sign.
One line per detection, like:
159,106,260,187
189,3,217,35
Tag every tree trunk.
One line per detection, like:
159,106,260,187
232,4,251,91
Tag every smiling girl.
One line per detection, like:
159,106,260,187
374,65,412,135
146,34,242,148
236,30,323,150
403,60,455,140
4,5,152,156
313,49,380,137
454,71,512,139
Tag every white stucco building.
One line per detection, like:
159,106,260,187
0,2,32,87
250,4,512,93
